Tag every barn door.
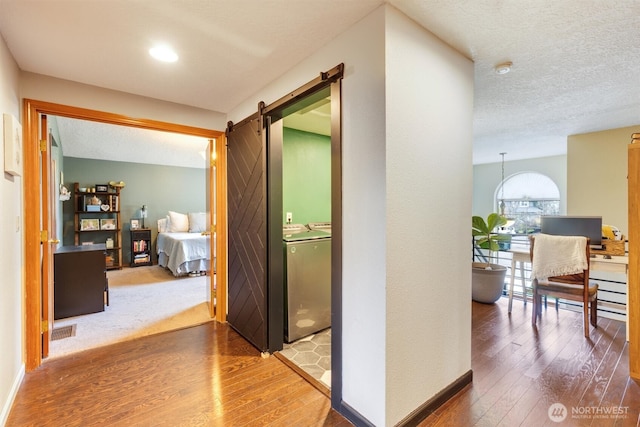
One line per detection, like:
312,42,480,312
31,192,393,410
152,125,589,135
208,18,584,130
226,114,269,351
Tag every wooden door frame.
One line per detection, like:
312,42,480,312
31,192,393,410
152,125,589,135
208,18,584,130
39,114,55,358
23,99,227,371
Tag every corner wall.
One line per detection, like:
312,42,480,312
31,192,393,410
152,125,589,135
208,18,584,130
568,125,640,237
229,5,473,425
0,33,25,426
385,7,473,424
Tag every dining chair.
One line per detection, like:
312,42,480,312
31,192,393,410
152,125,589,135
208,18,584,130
530,234,598,338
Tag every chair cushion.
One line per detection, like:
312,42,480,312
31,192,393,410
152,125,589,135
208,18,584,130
536,280,598,297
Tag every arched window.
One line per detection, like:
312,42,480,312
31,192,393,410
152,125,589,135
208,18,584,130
496,172,560,234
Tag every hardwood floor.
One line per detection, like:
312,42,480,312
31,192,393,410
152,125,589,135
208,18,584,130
419,298,640,426
8,298,639,426
6,322,352,427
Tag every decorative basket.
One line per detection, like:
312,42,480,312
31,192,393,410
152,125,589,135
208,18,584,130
591,237,626,256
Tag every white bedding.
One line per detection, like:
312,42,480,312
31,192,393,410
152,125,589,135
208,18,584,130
157,232,211,276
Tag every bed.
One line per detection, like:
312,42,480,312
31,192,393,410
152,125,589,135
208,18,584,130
156,211,213,276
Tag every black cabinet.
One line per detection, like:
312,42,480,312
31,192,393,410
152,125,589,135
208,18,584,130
54,244,108,319
131,228,152,267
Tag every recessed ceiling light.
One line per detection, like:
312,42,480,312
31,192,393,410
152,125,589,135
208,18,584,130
494,62,512,75
149,45,178,63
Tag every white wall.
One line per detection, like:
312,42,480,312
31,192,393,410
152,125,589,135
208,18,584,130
473,155,567,217
20,72,227,131
0,33,25,427
230,5,473,425
385,7,473,424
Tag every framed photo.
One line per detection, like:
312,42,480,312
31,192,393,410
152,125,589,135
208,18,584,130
80,218,99,231
130,219,140,230
3,113,22,176
100,218,117,230
95,184,109,192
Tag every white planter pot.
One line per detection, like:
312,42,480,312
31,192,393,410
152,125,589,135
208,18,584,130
472,262,507,304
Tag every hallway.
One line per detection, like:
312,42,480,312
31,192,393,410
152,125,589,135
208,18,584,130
7,322,350,426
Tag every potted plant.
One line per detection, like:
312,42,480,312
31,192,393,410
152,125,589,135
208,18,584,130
471,213,511,303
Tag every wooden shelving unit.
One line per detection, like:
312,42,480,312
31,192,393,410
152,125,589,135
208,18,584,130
73,182,123,270
130,228,152,267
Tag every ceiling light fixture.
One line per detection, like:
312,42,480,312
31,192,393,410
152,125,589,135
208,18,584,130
494,62,512,75
149,45,178,63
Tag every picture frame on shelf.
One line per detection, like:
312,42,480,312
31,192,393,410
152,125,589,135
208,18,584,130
130,219,140,230
95,184,108,192
80,218,99,231
100,218,117,230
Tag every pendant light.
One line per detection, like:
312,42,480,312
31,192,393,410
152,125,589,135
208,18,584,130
499,152,507,217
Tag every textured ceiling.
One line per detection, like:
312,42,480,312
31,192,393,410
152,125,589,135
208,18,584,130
51,116,210,169
392,0,640,163
1,0,638,164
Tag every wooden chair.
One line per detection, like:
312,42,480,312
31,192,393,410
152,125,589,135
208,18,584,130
530,235,598,338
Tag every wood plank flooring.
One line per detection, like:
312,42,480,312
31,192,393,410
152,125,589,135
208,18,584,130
419,298,640,426
8,297,639,426
6,322,352,427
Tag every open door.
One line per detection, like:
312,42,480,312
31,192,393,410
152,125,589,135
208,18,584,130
205,137,228,321
205,138,215,317
39,114,57,358
23,99,225,371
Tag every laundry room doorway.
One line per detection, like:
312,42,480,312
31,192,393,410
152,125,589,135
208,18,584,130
277,89,333,392
225,64,343,403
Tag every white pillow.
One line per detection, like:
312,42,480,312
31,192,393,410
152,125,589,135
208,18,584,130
188,212,207,233
167,211,189,232
157,217,168,233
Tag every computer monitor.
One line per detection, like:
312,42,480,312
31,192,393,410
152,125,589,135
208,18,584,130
540,216,602,247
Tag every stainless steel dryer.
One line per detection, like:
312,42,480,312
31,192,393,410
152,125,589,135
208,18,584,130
283,228,331,342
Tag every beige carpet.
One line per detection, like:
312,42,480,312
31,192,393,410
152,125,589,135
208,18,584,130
49,265,212,359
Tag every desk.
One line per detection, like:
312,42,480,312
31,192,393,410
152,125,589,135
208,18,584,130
54,244,108,319
507,248,630,341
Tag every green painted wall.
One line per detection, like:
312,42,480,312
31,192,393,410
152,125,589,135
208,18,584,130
62,157,205,264
282,128,331,225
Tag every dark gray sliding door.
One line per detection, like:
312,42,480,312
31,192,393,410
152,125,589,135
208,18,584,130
226,114,268,351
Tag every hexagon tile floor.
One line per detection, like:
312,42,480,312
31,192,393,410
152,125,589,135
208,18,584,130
279,328,331,388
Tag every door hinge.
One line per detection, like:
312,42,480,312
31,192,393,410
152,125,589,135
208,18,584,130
42,320,49,333
40,230,48,243
39,139,47,152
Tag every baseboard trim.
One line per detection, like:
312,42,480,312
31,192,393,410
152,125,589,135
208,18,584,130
339,400,377,427
0,363,25,426
396,369,473,427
